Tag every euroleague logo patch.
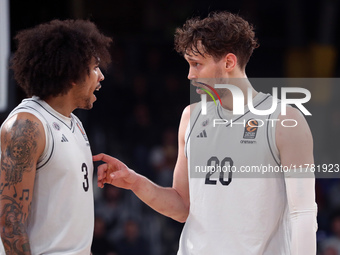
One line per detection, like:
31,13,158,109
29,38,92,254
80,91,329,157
243,119,258,139
76,123,89,142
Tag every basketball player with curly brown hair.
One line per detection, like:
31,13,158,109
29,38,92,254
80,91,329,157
0,19,112,254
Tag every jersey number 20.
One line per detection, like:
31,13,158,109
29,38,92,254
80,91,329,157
205,156,233,186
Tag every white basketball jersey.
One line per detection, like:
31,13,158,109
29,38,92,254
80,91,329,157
0,96,94,254
178,92,291,255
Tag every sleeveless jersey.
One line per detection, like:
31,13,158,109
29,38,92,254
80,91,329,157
178,92,291,255
0,97,94,254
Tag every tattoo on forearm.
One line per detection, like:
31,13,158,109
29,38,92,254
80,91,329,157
1,119,40,187
0,195,31,254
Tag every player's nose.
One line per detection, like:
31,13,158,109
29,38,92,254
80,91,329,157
187,67,196,80
98,68,104,81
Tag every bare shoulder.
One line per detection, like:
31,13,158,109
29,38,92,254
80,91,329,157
280,105,307,120
276,106,313,165
1,112,44,138
277,106,312,138
179,103,199,136
181,103,199,122
1,112,46,160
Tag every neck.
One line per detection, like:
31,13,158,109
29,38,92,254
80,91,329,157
220,73,258,111
44,94,75,117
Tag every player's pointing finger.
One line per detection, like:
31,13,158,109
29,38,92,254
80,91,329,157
93,153,121,165
93,153,106,162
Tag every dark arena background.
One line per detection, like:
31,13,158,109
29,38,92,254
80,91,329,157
1,0,340,254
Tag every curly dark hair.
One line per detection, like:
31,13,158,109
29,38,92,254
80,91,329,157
174,11,259,69
12,19,113,99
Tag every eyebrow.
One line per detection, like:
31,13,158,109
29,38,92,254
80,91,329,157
185,55,200,62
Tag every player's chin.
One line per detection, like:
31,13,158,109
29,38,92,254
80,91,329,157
82,98,95,110
92,93,97,101
88,101,95,109
90,95,97,106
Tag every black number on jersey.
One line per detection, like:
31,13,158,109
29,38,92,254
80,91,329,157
205,156,233,186
82,163,89,192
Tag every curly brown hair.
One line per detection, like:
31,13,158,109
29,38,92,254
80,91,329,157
174,11,259,69
12,19,113,99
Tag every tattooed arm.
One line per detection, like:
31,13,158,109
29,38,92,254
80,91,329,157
0,113,45,255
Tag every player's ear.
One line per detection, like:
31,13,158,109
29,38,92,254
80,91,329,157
223,53,237,71
70,80,78,87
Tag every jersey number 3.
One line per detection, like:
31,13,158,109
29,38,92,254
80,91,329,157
82,163,89,192
205,156,233,186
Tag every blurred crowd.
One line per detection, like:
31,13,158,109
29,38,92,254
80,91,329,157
86,43,188,255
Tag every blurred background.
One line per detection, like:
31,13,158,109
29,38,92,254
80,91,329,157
1,0,340,254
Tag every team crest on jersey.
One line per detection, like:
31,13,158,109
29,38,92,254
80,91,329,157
202,119,209,127
243,119,258,139
52,122,60,131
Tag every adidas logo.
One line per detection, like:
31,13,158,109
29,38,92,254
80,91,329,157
61,134,69,142
197,130,207,138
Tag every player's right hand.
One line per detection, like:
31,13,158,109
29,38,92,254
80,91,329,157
93,153,138,189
